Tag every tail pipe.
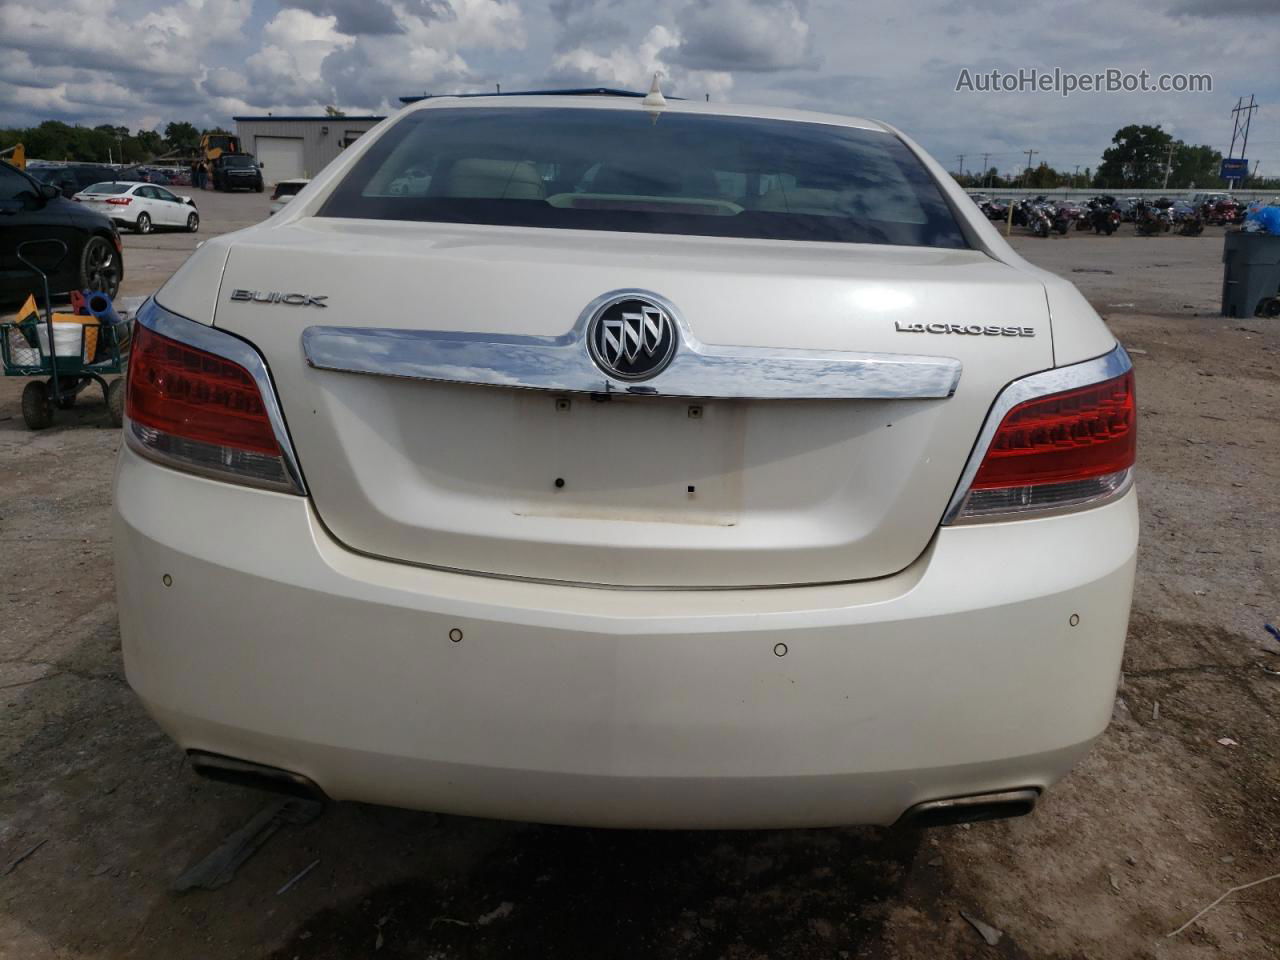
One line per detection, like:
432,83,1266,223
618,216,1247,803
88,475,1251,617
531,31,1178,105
897,788,1039,828
188,750,328,802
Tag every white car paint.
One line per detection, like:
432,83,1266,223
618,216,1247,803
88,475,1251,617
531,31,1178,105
115,96,1137,828
268,178,310,217
76,181,197,233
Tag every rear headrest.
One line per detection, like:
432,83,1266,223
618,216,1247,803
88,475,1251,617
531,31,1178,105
758,187,843,215
438,159,545,200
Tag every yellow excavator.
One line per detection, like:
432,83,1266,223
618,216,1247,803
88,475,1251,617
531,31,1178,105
190,133,241,189
0,143,26,170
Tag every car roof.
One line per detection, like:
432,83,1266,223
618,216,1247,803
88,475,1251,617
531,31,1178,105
400,94,890,133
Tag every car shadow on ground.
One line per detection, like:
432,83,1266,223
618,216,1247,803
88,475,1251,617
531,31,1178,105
266,813,928,959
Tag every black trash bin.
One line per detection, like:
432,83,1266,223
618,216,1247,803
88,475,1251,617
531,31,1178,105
1222,231,1280,318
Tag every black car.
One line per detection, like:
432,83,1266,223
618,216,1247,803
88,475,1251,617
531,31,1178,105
27,163,121,199
212,154,265,192
0,161,123,304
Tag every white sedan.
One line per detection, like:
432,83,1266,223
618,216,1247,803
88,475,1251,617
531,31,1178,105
269,178,310,216
76,181,199,234
115,94,1136,829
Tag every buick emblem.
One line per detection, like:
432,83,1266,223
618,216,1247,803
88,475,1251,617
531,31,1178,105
586,296,677,381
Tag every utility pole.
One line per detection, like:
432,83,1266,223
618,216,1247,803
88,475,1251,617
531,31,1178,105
981,153,990,187
1073,164,1080,187
1227,95,1259,190
1162,143,1176,190
1023,149,1038,186
955,154,965,178
1228,95,1258,159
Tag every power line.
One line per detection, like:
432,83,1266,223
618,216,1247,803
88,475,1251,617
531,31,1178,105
1228,94,1258,160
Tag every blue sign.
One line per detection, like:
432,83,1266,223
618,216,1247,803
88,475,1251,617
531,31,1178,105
1220,157,1249,180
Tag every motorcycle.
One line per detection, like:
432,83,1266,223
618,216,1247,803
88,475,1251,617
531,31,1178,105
984,198,1009,221
1086,195,1121,235
1015,198,1056,237
1201,198,1242,226
1133,200,1171,236
1171,201,1205,236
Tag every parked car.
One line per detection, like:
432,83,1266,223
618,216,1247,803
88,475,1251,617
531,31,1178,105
75,181,199,234
115,95,1136,830
0,160,123,303
211,153,265,192
1114,197,1141,221
269,178,310,216
27,163,121,199
118,165,175,185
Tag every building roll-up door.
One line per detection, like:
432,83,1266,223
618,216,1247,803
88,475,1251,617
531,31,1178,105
255,137,305,183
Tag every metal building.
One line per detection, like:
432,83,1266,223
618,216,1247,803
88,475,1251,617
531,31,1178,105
232,115,385,184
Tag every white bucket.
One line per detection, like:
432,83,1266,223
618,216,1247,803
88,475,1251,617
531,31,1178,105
36,323,88,362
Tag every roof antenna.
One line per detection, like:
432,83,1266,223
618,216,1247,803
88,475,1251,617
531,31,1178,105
642,73,667,109
642,73,667,124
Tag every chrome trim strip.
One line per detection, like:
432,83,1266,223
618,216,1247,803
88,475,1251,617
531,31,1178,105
941,344,1132,524
301,289,962,400
133,298,308,495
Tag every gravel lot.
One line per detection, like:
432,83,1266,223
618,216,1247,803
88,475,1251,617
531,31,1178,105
1,191,1276,959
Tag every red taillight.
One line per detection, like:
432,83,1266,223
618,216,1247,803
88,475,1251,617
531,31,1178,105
951,368,1135,522
971,371,1135,488
127,324,280,455
106,196,133,205
124,320,302,492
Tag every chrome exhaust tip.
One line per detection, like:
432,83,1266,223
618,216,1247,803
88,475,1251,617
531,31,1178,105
897,788,1039,828
188,750,328,802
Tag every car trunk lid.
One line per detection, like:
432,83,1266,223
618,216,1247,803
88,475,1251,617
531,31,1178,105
212,219,1054,587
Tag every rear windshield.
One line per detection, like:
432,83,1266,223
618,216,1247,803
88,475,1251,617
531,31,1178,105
83,182,131,194
319,107,967,248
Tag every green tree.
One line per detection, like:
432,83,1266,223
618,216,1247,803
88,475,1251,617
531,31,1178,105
134,129,166,158
1168,143,1222,189
1095,124,1173,188
324,105,346,117
164,121,200,150
1024,162,1064,189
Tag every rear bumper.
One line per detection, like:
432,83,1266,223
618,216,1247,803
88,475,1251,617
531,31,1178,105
114,446,1138,828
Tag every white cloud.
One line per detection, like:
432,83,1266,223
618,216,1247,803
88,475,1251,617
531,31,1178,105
0,0,1277,178
672,0,812,72
551,24,733,101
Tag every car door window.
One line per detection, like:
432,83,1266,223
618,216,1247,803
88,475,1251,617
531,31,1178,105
0,164,39,204
154,187,177,202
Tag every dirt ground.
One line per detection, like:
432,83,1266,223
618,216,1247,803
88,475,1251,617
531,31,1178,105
0,192,1276,959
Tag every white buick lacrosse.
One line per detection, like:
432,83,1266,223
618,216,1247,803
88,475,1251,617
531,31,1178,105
114,92,1136,829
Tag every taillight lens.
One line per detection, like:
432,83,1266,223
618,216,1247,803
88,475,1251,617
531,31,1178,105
106,196,133,205
125,310,304,494
950,367,1135,522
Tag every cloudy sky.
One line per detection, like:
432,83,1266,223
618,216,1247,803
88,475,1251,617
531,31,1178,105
2,0,1278,178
